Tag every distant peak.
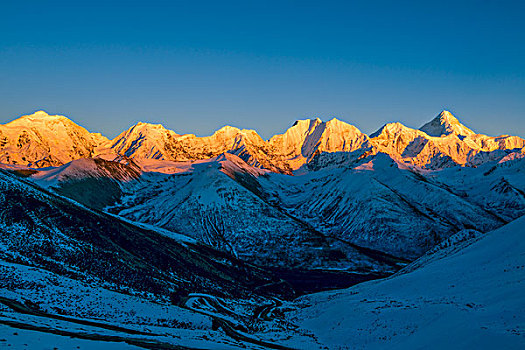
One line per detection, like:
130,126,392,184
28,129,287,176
420,110,474,137
24,110,64,119
32,110,51,117
370,122,412,138
438,110,458,122
292,118,323,127
216,125,240,133
133,121,168,130
4,110,73,127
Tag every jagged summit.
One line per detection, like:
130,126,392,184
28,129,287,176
122,121,177,138
420,110,475,137
292,117,322,128
134,121,169,128
111,121,180,160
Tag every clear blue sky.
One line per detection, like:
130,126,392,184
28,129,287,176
1,0,524,139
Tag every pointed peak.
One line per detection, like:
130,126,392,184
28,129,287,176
325,117,365,135
215,125,241,133
420,110,474,137
325,117,345,126
436,110,461,124
370,122,414,138
439,109,455,118
131,121,169,131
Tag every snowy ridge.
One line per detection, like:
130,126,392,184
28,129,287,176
2,109,523,171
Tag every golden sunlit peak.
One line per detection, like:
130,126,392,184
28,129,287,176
437,110,458,121
32,110,51,117
134,121,168,129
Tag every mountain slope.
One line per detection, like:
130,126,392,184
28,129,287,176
30,157,142,210
28,152,519,268
429,156,525,222
254,153,504,259
0,168,290,299
104,153,398,272
281,214,525,349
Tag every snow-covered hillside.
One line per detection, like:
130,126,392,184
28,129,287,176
26,151,525,272
106,153,398,272
255,153,506,259
280,214,525,349
0,168,289,299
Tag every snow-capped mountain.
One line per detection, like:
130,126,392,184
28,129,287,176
27,150,525,273
254,153,506,259
103,153,400,273
105,109,523,171
420,110,475,137
2,108,525,273
367,110,525,169
2,109,523,172
1,109,524,349
267,117,370,171
110,122,181,160
0,111,109,167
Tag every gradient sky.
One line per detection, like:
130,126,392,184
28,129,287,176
1,0,524,139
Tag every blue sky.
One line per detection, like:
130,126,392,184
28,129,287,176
1,0,524,139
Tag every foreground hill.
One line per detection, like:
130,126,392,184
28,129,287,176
0,168,290,299
277,214,525,349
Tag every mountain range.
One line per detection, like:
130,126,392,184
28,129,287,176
2,109,525,272
1,110,524,171
1,109,524,349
